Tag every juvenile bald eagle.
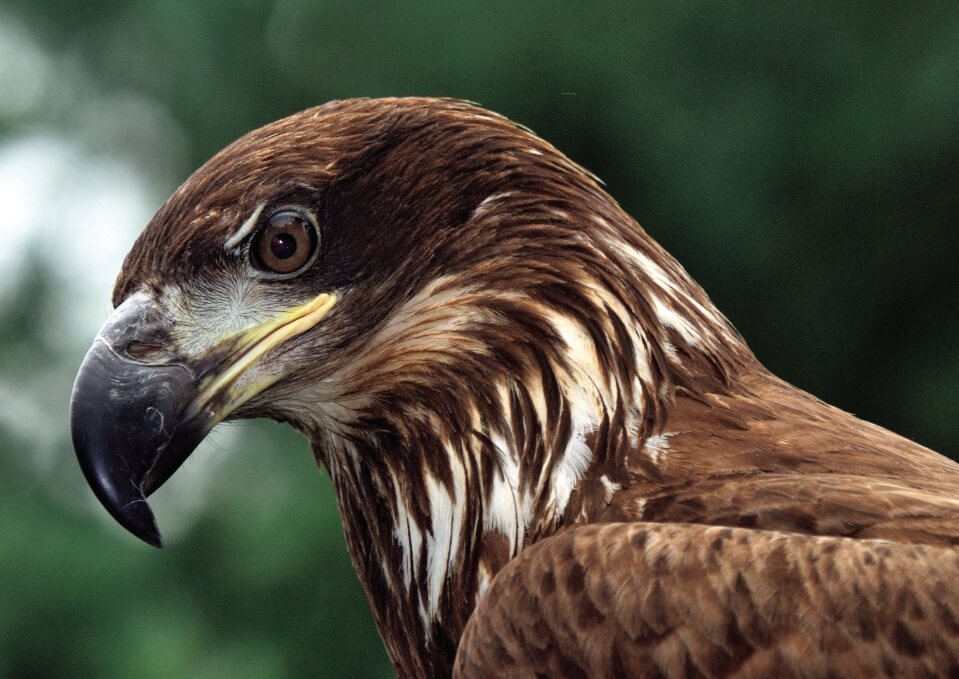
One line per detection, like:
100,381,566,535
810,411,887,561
71,98,959,678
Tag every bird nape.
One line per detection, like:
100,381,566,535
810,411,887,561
70,98,959,678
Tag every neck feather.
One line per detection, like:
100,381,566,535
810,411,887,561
306,221,754,675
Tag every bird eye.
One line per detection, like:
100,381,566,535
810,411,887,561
250,210,318,275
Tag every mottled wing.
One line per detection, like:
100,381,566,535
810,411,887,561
615,473,959,546
454,523,959,678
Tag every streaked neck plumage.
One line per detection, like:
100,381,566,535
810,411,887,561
307,198,755,676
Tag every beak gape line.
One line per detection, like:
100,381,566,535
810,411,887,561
70,291,336,547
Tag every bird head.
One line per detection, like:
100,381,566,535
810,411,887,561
71,98,747,559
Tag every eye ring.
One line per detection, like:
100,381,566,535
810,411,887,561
249,209,319,277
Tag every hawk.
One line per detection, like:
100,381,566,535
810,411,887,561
71,98,959,678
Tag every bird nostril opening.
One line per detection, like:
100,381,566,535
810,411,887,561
124,341,170,360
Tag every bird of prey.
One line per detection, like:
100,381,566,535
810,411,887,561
71,98,959,678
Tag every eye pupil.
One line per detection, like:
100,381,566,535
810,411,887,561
270,232,298,259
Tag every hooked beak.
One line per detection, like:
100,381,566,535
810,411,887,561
70,291,336,548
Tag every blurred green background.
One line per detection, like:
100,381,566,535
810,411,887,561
1,2,958,677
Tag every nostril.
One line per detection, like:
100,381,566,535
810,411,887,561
124,342,169,360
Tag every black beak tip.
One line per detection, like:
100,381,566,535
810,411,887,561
112,497,166,549
80,459,166,549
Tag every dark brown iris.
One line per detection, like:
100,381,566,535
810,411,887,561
251,211,318,274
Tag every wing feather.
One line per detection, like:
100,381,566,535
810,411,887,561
454,522,959,678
